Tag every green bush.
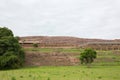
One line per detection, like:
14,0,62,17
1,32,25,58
33,43,38,48
11,77,16,80
80,48,97,67
0,27,25,69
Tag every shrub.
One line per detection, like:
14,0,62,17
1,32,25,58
11,77,16,80
80,48,97,67
47,77,50,80
0,27,25,69
33,43,38,48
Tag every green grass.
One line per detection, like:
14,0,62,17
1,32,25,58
24,48,55,53
24,48,120,54
0,66,120,80
24,48,83,53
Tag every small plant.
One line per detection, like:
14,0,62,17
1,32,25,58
47,77,50,80
63,75,66,77
29,74,32,77
91,72,93,74
112,57,116,59
98,76,102,79
11,77,16,80
20,76,23,78
82,71,85,73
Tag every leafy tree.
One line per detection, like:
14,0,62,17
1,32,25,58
0,27,13,38
80,48,97,67
32,43,39,51
0,27,25,69
33,43,38,48
15,36,20,40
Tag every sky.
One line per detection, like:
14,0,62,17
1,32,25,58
0,0,120,39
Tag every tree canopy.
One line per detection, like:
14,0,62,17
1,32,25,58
0,27,13,38
0,27,25,69
80,48,97,66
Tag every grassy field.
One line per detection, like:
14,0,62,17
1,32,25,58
0,66,120,80
24,48,82,53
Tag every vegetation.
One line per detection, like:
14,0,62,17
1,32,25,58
32,43,39,51
24,47,120,66
80,48,97,67
0,47,120,79
0,28,120,79
0,27,25,69
33,43,38,48
24,48,82,53
15,36,20,40
0,27,13,37
0,66,120,80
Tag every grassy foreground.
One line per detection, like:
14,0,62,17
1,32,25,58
0,66,120,80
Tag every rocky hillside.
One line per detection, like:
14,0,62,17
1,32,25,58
20,36,120,47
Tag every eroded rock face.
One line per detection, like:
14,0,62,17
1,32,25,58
25,52,80,66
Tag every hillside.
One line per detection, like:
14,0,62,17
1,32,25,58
20,36,120,66
19,36,120,48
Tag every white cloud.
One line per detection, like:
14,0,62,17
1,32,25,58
0,0,120,39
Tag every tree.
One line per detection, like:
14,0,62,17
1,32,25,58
32,43,39,51
33,43,38,48
80,48,97,67
0,27,25,69
0,27,13,38
15,36,20,40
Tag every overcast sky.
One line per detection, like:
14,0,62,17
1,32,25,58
0,0,120,39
